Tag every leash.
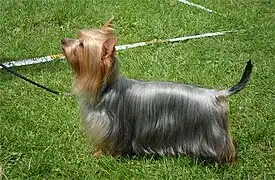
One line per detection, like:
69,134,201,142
0,62,70,96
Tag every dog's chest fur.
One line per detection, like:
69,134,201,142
81,101,111,143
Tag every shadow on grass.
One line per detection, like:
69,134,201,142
114,152,236,168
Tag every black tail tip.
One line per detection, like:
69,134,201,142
247,60,253,68
243,59,253,78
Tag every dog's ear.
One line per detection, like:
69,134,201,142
101,17,114,31
102,37,117,59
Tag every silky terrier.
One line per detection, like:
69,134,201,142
61,18,253,164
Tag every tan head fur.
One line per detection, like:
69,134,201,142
62,18,118,100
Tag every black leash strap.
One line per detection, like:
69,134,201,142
0,63,61,95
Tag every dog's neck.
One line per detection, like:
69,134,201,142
78,57,120,104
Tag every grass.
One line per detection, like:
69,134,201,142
0,0,274,179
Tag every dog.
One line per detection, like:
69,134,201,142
61,18,253,164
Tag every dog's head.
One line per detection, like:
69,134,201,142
62,18,117,98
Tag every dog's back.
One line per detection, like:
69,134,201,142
121,79,232,161
86,77,232,162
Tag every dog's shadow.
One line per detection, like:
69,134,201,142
114,153,235,168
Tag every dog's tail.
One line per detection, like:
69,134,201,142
221,60,253,96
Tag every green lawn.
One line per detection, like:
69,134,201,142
1,0,274,179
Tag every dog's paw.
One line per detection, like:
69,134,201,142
93,150,103,158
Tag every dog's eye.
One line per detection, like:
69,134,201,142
79,42,84,48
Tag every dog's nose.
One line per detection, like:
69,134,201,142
61,38,66,45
